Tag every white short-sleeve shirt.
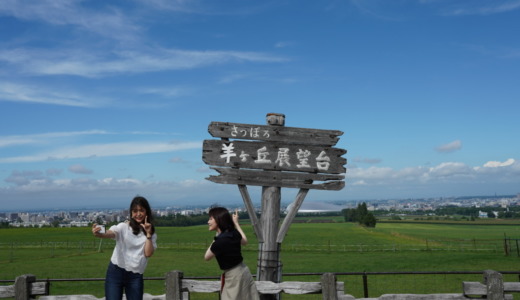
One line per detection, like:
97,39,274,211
109,222,157,274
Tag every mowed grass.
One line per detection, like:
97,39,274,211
1,221,520,299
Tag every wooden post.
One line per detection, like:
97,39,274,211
257,186,281,300
14,274,35,300
483,269,504,300
257,113,285,300
238,184,264,242
321,273,338,300
277,188,309,243
166,270,184,300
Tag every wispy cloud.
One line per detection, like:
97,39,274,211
0,0,288,80
0,0,140,42
134,0,276,15
274,41,294,48
68,164,93,174
352,157,382,164
442,1,520,16
435,140,462,153
482,158,515,168
0,130,110,148
0,141,201,163
0,47,287,78
218,73,248,84
347,159,519,185
138,86,188,98
350,0,520,19
0,82,106,107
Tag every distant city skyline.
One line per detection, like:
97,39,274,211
3,194,519,230
1,1,519,211
1,193,518,214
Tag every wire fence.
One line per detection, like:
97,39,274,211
0,238,513,259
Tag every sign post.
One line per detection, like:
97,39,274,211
202,113,347,299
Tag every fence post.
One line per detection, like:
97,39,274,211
483,270,504,300
362,272,369,298
321,273,338,300
14,274,36,300
165,270,184,300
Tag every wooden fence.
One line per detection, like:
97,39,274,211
2,270,520,300
504,238,520,256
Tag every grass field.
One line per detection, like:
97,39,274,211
1,221,520,299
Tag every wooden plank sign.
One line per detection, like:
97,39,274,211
203,114,347,289
207,167,345,190
202,140,346,174
208,121,343,146
203,116,347,191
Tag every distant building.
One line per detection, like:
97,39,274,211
285,201,346,213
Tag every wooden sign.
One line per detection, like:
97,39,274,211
208,121,343,146
202,114,347,292
202,140,346,174
203,118,347,191
207,167,345,190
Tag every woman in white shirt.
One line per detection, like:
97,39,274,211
92,196,157,300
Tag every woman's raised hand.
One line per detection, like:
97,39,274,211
232,209,239,224
140,216,152,235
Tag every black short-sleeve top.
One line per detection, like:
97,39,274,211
210,229,243,270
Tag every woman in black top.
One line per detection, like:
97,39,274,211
204,207,260,300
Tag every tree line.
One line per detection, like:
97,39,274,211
342,202,377,227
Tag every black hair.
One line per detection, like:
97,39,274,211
129,196,155,236
208,206,235,232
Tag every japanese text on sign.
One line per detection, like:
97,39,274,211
230,125,271,139
220,142,331,171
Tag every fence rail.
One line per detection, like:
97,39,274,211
0,238,510,253
2,270,520,299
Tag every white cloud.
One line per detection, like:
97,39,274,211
0,82,104,107
4,170,45,186
0,130,110,148
352,157,382,164
196,166,212,173
352,180,367,186
138,87,187,98
435,140,462,153
346,159,519,186
46,168,63,176
428,162,473,177
68,164,93,174
0,141,201,163
0,0,140,42
2,158,519,210
443,1,520,16
169,157,187,163
134,0,274,15
347,166,394,180
274,41,293,48
218,74,248,84
483,158,515,168
0,48,287,78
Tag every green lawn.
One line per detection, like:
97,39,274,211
1,222,520,299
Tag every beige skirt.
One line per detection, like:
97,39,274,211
221,262,260,300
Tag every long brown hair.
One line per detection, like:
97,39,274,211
128,196,155,236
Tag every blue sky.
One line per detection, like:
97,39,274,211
0,0,519,211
